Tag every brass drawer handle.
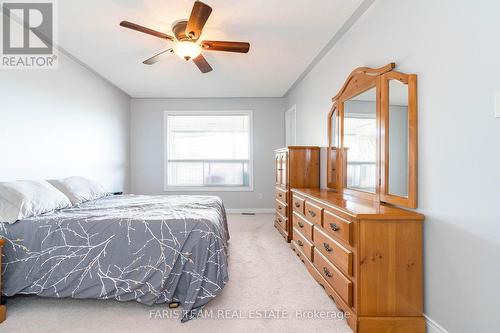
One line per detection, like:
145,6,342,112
308,210,316,217
323,242,333,252
297,240,304,247
323,267,332,278
294,202,301,208
278,193,283,197
297,221,304,228
329,223,339,231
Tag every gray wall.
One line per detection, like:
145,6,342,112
0,52,130,192
286,0,500,332
130,98,285,209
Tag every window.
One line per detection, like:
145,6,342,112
164,111,253,191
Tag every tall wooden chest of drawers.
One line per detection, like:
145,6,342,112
291,188,425,333
274,147,320,242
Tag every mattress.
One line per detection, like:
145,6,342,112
0,194,229,321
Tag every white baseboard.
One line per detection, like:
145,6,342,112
425,315,449,333
226,208,275,214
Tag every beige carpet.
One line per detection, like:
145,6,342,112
1,214,352,333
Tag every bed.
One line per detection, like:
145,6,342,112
0,194,229,321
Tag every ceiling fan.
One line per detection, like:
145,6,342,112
120,1,250,73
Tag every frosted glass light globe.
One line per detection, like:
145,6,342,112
173,41,202,60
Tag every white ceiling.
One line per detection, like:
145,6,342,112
58,0,363,98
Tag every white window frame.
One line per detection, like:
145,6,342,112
163,110,254,192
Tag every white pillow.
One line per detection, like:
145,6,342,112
48,176,109,205
0,180,72,224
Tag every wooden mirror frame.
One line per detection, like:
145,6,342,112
327,63,419,208
326,103,340,189
380,71,418,208
327,63,395,200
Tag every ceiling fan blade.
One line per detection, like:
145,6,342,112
201,41,250,53
192,54,213,73
143,48,173,65
120,21,174,41
185,1,212,40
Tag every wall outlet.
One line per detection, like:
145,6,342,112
257,193,263,199
496,92,500,118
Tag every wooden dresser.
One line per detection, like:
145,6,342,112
0,238,5,323
274,147,320,242
290,188,424,333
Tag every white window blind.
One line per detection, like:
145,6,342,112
164,111,252,191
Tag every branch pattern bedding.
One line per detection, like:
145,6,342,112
0,194,229,321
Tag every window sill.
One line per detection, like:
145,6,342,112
163,186,254,192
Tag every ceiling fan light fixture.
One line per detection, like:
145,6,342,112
120,1,249,72
173,41,202,61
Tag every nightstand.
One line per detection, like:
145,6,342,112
0,238,5,323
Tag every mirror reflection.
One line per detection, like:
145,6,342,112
388,80,409,197
330,109,339,147
343,87,377,193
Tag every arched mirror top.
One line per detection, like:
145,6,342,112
332,63,395,103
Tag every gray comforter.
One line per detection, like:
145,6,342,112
0,194,229,320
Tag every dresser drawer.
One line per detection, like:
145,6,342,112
304,201,323,226
275,213,287,231
274,220,287,239
293,212,314,240
303,253,357,331
275,200,287,217
275,187,288,203
313,248,352,306
293,227,314,261
323,210,353,246
292,196,305,215
314,226,353,276
291,240,307,263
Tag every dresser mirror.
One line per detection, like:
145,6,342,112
327,63,418,208
342,86,377,194
386,80,409,197
380,71,418,208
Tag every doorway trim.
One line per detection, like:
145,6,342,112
285,105,297,146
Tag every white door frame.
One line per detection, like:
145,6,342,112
285,105,297,146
